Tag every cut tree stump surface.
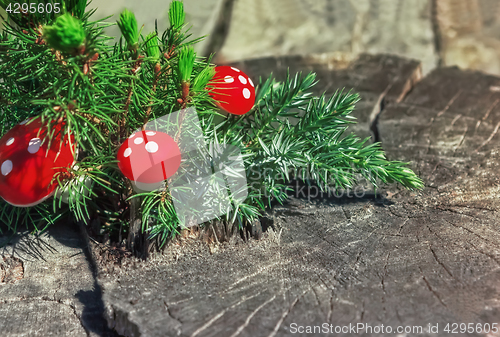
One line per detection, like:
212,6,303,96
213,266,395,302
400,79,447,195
1,53,499,337
0,223,117,336
90,54,500,336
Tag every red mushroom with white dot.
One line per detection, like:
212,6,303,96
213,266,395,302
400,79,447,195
209,66,256,115
117,130,182,184
0,117,76,207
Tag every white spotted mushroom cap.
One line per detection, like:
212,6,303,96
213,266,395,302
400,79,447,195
0,117,77,207
209,66,256,115
117,130,181,184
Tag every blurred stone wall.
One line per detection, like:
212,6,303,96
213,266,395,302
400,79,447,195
436,0,500,75
219,0,500,76
2,0,500,76
218,0,438,74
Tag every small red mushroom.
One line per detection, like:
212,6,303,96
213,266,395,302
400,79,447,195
117,130,181,184
0,117,76,207
209,66,256,115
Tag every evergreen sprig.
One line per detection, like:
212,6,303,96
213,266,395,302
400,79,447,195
65,0,88,19
218,72,423,212
178,45,195,83
43,13,85,54
117,9,138,51
144,32,160,61
168,0,185,31
0,1,424,248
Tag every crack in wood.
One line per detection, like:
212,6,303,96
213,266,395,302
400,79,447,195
475,121,500,152
327,288,334,323
465,241,500,267
310,283,324,311
380,250,391,296
360,300,366,321
190,292,263,337
341,206,351,221
453,124,468,153
422,274,448,309
268,289,308,337
426,224,449,245
429,246,454,278
163,300,183,326
396,218,410,236
442,217,500,249
229,295,277,337
369,88,388,143
475,99,500,135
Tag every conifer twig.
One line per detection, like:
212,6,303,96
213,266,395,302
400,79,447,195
142,62,161,130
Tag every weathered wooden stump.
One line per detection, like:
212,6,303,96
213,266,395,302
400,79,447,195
88,54,500,336
1,53,494,336
0,223,116,336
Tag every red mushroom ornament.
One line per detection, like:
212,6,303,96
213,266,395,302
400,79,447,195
117,131,181,184
209,66,256,115
0,117,76,207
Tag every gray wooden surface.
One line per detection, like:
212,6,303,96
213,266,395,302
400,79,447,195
87,54,500,336
0,224,117,336
1,53,499,336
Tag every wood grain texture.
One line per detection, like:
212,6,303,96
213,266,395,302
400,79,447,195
1,53,498,337
0,224,117,337
89,54,500,337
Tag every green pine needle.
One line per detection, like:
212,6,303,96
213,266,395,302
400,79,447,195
117,9,138,51
168,1,185,30
43,13,85,54
144,32,160,61
192,66,215,92
65,0,88,18
178,45,195,83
